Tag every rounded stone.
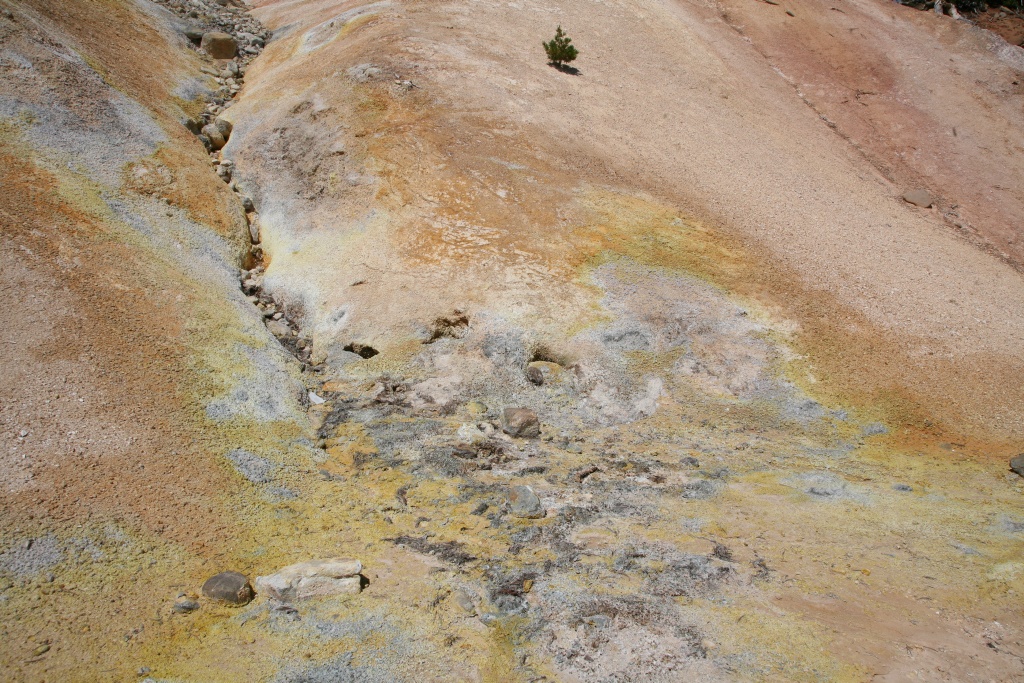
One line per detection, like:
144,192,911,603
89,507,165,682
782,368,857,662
201,571,254,605
1010,454,1024,478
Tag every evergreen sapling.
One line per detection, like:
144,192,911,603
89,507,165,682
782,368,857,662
543,26,578,70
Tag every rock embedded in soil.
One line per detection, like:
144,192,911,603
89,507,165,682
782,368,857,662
508,485,545,518
502,407,540,438
526,360,563,386
1010,454,1024,478
902,189,933,208
200,31,237,59
255,558,362,602
201,571,254,605
172,597,200,613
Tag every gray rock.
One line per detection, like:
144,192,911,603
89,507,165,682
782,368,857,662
1010,454,1024,478
184,29,204,44
508,485,544,518
201,571,254,605
238,31,264,47
201,31,237,59
241,195,254,212
502,407,540,438
902,189,933,208
892,483,913,492
173,598,200,613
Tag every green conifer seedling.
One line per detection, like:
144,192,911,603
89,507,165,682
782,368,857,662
543,26,578,69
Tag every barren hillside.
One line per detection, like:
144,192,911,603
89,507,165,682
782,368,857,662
2,0,1023,680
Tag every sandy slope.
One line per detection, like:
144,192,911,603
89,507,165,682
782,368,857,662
239,0,1024,440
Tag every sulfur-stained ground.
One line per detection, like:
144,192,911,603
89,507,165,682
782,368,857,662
1,0,1023,681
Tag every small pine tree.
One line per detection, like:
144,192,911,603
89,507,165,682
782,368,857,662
543,26,578,69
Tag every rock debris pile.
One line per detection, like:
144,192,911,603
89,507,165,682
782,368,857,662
152,0,314,364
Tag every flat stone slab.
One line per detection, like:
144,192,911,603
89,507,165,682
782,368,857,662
255,558,362,602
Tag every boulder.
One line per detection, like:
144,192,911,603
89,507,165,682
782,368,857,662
508,485,545,518
201,124,226,150
184,29,204,45
201,571,254,605
255,558,362,601
1010,454,1024,478
213,117,233,139
902,189,933,208
201,31,237,59
502,407,540,438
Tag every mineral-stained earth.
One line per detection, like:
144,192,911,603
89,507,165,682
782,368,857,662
2,0,1024,680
